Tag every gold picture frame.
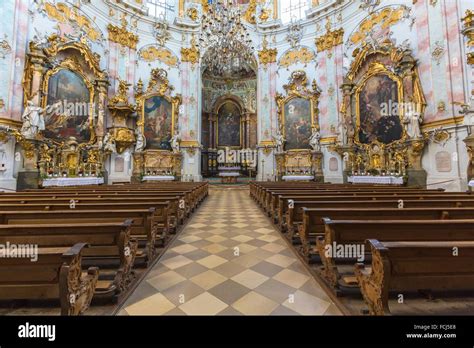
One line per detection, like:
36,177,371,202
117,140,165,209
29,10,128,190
136,69,182,151
354,62,406,150
276,70,321,150
215,99,243,149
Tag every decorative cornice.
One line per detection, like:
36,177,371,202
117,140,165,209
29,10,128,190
107,23,139,50
420,116,465,130
0,117,21,129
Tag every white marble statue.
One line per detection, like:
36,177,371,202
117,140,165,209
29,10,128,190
404,108,423,139
337,120,346,144
21,100,46,139
170,131,181,153
103,132,117,153
135,127,146,152
273,130,285,153
309,129,321,152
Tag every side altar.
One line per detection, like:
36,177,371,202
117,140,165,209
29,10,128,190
131,69,182,182
274,71,324,182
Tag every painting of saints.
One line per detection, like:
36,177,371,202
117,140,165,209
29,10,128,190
217,102,241,147
284,98,312,150
45,69,91,143
144,96,173,150
358,74,403,144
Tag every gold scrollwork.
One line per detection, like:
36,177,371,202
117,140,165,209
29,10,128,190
315,21,344,53
278,47,315,69
138,45,179,67
107,23,139,50
181,46,200,65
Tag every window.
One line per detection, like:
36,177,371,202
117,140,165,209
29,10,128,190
147,0,175,20
280,0,309,24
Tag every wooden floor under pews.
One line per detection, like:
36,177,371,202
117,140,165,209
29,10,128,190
0,182,209,315
250,181,474,316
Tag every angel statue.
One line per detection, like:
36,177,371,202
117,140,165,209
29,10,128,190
404,106,423,139
21,100,47,139
309,128,321,152
170,131,181,153
103,132,117,154
273,130,285,153
135,127,146,153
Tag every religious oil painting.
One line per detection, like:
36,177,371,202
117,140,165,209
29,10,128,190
217,102,241,147
45,69,91,143
144,96,173,150
284,97,312,150
358,74,403,145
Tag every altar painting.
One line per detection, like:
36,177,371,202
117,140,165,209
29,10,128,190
358,74,403,145
45,69,91,143
217,102,241,147
283,97,312,150
144,96,173,150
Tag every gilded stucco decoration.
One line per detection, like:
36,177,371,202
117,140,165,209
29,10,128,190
278,47,316,70
315,20,344,53
258,37,277,67
349,6,410,47
107,17,139,50
138,45,179,67
41,2,104,42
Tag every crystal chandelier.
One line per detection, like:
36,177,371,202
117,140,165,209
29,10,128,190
199,0,255,78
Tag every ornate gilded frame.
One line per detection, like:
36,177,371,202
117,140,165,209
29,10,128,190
135,69,182,151
41,57,96,145
275,70,321,151
32,38,107,147
215,99,243,149
353,62,406,149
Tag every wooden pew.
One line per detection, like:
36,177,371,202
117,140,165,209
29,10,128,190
279,195,474,232
298,207,474,258
314,219,474,287
0,242,98,315
355,239,474,315
0,209,159,266
0,221,137,298
0,200,174,234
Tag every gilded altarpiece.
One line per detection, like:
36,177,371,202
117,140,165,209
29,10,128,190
19,36,108,189
275,71,323,182
133,69,182,181
333,41,427,187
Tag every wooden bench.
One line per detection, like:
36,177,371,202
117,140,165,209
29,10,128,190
298,207,474,259
315,219,474,288
355,239,474,315
0,221,137,298
279,195,474,233
0,242,98,315
0,209,159,266
0,200,174,234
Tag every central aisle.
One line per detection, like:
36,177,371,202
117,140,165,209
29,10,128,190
118,187,341,315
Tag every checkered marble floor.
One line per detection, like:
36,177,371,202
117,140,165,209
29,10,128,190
117,187,341,315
